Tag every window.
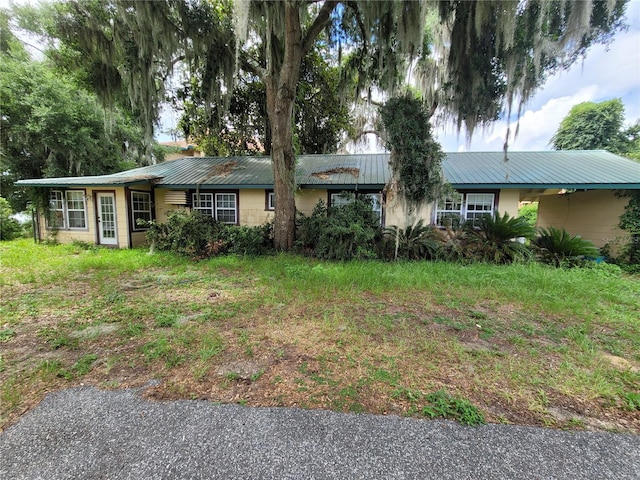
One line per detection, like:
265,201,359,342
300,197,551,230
131,191,152,228
192,193,214,217
47,190,87,230
362,193,383,223
192,192,237,224
65,191,87,228
48,190,65,229
435,192,495,227
329,191,384,225
215,193,237,224
266,191,275,211
435,193,463,227
465,193,495,226
330,192,355,208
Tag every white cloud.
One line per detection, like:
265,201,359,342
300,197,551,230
438,2,640,152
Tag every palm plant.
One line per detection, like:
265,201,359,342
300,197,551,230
383,219,439,260
465,212,536,264
431,225,468,262
534,226,600,267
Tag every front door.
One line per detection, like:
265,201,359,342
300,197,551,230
97,192,118,245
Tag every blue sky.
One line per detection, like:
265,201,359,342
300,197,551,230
435,0,640,152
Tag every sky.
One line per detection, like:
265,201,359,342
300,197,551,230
4,0,640,153
434,0,640,153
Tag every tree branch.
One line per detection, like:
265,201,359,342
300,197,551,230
301,0,339,55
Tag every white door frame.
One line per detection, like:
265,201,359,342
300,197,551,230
96,192,118,246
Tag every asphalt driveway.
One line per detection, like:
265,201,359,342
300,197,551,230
1,386,639,479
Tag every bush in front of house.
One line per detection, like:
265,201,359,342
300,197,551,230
533,226,600,267
382,220,439,260
296,195,382,260
464,212,536,264
144,209,225,258
143,209,273,259
224,223,273,256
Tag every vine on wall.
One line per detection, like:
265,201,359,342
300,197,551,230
379,93,448,212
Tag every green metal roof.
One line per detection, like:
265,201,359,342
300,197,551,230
444,150,640,189
14,150,640,190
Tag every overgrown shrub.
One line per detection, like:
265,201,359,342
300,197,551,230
225,223,273,256
464,212,536,264
296,195,382,260
143,210,273,259
143,210,226,258
534,226,600,267
383,220,439,260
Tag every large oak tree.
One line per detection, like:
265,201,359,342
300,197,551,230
23,0,628,249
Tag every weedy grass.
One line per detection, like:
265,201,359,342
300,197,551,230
0,240,639,432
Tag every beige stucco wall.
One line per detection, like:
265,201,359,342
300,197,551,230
537,190,628,247
295,189,327,216
498,189,520,218
241,189,274,226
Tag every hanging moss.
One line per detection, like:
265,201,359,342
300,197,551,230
380,93,447,210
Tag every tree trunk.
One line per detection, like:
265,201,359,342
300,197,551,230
265,2,303,251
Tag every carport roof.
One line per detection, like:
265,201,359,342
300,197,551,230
14,150,640,190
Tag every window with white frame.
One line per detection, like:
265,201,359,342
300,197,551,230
329,191,383,225
65,191,87,228
330,192,355,207
192,193,214,217
48,190,65,229
435,192,495,227
266,191,275,211
192,192,237,223
215,193,237,224
131,191,152,228
48,190,87,229
465,193,495,226
435,192,463,227
362,193,383,223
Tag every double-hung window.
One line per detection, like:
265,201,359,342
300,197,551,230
435,193,463,227
131,191,152,228
329,191,384,225
48,190,87,229
49,190,66,229
215,193,237,224
330,192,355,208
66,191,87,228
193,193,214,217
465,193,495,226
362,193,383,223
435,192,495,227
192,192,237,224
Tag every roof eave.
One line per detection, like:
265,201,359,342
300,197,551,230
159,184,274,190
449,183,640,190
298,183,387,190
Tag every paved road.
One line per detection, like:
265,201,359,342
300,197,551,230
1,386,639,479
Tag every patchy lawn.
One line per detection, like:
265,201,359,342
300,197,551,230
1,239,639,432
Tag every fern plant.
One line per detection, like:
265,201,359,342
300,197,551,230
465,212,536,264
534,226,600,267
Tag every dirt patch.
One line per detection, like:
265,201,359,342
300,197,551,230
70,324,119,339
216,360,266,381
311,167,360,180
601,353,639,373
